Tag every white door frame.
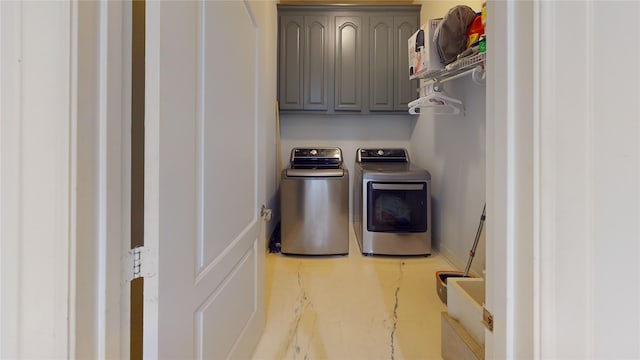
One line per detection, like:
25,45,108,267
487,1,640,358
1,1,129,358
73,1,131,358
485,0,536,358
0,2,77,356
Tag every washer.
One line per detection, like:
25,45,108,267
280,148,349,255
353,148,431,255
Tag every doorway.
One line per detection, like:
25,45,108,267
130,0,145,358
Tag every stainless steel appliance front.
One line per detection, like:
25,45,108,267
280,147,349,255
353,148,432,255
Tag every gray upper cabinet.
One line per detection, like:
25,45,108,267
368,16,394,111
368,15,419,112
279,15,329,111
278,5,419,114
335,16,363,111
279,15,304,110
394,16,419,110
304,16,329,110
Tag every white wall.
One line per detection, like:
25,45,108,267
411,0,485,275
409,77,486,274
418,0,481,27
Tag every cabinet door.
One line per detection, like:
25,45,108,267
334,16,362,111
394,15,419,110
368,16,394,111
279,15,304,110
304,16,329,110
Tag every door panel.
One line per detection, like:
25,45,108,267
279,15,303,109
144,1,264,359
334,16,362,111
394,16,418,110
304,16,328,110
369,16,393,111
198,245,257,359
200,3,256,270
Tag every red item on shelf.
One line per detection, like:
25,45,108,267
466,15,484,48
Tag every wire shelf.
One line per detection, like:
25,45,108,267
420,52,486,84
408,52,485,116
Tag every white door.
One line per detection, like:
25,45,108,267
144,1,265,358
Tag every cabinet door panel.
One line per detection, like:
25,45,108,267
394,15,418,110
369,16,394,111
304,16,328,110
335,16,362,111
279,15,303,109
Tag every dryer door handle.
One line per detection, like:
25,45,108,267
371,183,424,191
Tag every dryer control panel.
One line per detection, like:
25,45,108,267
357,148,408,163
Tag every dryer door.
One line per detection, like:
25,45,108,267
366,182,428,232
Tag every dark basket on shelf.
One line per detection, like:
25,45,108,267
436,271,471,305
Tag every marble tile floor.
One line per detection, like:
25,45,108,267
251,228,455,360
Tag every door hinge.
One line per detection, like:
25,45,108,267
126,246,153,281
483,307,494,332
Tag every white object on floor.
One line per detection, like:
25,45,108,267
446,277,486,345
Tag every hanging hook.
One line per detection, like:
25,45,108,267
471,65,486,85
432,80,443,93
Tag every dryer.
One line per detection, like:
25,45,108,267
353,148,431,255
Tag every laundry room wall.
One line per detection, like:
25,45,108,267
418,0,480,22
410,0,486,275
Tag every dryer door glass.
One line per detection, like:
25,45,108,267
366,182,428,232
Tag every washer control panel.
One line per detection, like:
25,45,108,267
357,148,408,163
289,148,343,168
